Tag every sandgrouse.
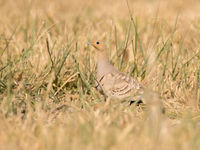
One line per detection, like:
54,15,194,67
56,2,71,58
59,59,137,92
89,40,145,104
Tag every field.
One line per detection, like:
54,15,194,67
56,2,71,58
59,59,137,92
0,0,200,149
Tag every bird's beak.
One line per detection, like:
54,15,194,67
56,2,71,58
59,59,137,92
87,41,90,45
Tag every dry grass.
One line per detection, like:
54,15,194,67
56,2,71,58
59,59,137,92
0,0,200,149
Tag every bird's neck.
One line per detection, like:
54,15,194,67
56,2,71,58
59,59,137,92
97,51,116,80
98,51,109,64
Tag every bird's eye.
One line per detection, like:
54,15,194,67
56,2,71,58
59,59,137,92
96,41,100,44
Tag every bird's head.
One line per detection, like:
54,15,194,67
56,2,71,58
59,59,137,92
88,40,105,52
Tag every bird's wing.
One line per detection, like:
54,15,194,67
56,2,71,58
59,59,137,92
99,72,144,100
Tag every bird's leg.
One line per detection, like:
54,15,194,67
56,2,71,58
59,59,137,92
104,97,111,109
129,99,143,106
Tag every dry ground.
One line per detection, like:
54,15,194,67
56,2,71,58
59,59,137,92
0,0,200,150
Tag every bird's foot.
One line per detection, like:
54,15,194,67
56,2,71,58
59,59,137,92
129,99,143,106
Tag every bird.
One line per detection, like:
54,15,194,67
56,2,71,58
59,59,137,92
88,40,145,105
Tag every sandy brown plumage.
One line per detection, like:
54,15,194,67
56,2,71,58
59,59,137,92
89,40,145,102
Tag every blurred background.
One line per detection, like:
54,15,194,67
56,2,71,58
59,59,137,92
0,0,200,150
